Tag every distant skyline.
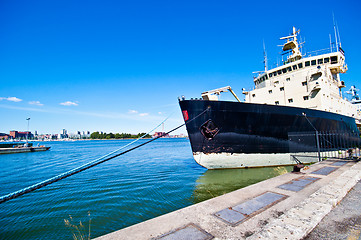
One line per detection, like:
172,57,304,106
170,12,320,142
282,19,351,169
1,0,361,135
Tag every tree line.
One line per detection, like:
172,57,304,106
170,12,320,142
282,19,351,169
90,132,152,139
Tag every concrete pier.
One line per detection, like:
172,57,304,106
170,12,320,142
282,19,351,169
97,159,361,240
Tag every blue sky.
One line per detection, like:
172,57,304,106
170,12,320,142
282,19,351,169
1,0,360,135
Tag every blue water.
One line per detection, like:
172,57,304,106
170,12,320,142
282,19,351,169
0,139,291,239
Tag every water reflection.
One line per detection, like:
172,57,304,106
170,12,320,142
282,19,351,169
191,166,292,203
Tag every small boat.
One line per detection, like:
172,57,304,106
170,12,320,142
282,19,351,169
0,143,50,154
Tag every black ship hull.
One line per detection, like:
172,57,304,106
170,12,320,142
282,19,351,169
179,100,360,169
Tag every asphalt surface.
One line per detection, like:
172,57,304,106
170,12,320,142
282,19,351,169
304,180,361,240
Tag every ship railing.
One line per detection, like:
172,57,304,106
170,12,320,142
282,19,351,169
268,46,343,70
288,131,361,163
303,46,343,58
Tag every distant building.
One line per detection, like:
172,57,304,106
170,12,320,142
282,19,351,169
169,133,187,138
0,133,10,140
73,130,90,139
9,131,33,139
59,129,69,139
153,132,169,138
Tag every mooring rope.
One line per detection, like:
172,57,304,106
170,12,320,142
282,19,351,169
0,107,209,204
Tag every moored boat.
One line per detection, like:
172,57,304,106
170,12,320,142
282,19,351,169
0,143,50,154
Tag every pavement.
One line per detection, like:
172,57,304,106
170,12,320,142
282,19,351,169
304,180,361,240
96,159,361,240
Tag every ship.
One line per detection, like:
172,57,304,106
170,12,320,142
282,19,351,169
179,27,361,169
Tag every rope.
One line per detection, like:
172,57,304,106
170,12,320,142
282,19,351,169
0,107,209,204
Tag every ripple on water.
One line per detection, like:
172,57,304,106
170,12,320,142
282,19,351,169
0,139,291,240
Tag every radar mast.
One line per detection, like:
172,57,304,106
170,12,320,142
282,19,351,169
280,27,302,63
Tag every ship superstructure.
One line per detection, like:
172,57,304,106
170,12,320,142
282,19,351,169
245,27,359,121
179,27,361,169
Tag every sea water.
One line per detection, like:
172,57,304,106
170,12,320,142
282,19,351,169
0,139,291,239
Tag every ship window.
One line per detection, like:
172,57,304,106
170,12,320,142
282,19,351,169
298,63,303,68
277,70,282,75
280,87,284,91
311,60,316,65
303,96,309,100
269,73,272,78
324,57,330,63
269,90,272,94
292,65,297,70
318,59,323,64
288,98,293,103
302,81,307,86
287,66,292,72
273,71,277,76
311,72,322,81
331,56,338,64
305,61,310,67
275,101,279,105
282,68,287,73
252,94,256,97
286,78,290,81
265,74,268,80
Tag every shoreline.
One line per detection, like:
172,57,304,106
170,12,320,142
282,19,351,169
0,137,188,143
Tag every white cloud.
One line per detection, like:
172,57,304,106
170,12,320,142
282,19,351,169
128,109,138,114
0,97,22,102
129,110,149,117
158,112,162,115
60,101,78,106
29,101,44,106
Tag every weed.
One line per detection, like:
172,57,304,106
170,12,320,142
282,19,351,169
64,211,91,240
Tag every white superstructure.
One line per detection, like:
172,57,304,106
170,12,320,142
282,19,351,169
243,27,361,125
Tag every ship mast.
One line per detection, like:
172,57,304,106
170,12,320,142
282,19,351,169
263,40,268,72
280,27,302,63
333,13,339,50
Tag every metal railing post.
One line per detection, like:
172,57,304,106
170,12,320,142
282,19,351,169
316,130,321,162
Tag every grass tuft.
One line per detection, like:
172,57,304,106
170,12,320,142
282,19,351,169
64,212,92,240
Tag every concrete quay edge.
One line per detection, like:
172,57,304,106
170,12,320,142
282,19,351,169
96,160,361,240
247,160,361,240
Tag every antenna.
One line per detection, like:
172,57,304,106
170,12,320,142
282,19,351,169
336,22,342,48
333,12,339,50
263,40,268,72
329,34,332,52
302,36,306,56
299,35,305,55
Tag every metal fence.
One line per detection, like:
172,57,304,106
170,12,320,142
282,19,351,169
288,131,361,162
